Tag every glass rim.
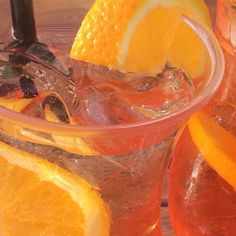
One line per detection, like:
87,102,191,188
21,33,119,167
0,15,225,136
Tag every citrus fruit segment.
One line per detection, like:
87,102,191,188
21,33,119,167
0,98,98,155
70,0,211,78
188,112,236,189
0,97,33,112
0,141,110,236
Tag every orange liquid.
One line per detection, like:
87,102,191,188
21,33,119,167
168,40,236,235
169,127,236,235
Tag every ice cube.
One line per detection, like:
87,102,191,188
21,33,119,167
73,84,146,126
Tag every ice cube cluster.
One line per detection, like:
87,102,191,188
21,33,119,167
0,50,194,126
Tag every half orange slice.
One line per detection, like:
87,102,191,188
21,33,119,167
71,0,211,78
188,112,236,189
0,141,110,235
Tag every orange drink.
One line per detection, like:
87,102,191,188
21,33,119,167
0,0,224,235
169,1,236,235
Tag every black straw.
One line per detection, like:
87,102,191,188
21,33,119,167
10,0,37,45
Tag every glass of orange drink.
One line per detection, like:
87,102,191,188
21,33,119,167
0,0,224,235
169,1,236,235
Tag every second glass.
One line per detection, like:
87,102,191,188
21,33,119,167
0,1,224,235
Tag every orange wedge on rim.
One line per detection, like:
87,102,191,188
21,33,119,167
0,141,110,236
188,112,236,189
71,0,211,78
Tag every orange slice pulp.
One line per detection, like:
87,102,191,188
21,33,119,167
71,0,211,78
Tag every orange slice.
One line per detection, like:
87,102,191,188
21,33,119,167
188,112,236,189
0,98,98,155
71,0,211,78
0,141,110,236
0,97,33,111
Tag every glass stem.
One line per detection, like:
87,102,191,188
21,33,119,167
10,0,37,45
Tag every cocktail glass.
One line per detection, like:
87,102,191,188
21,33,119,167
0,0,224,235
